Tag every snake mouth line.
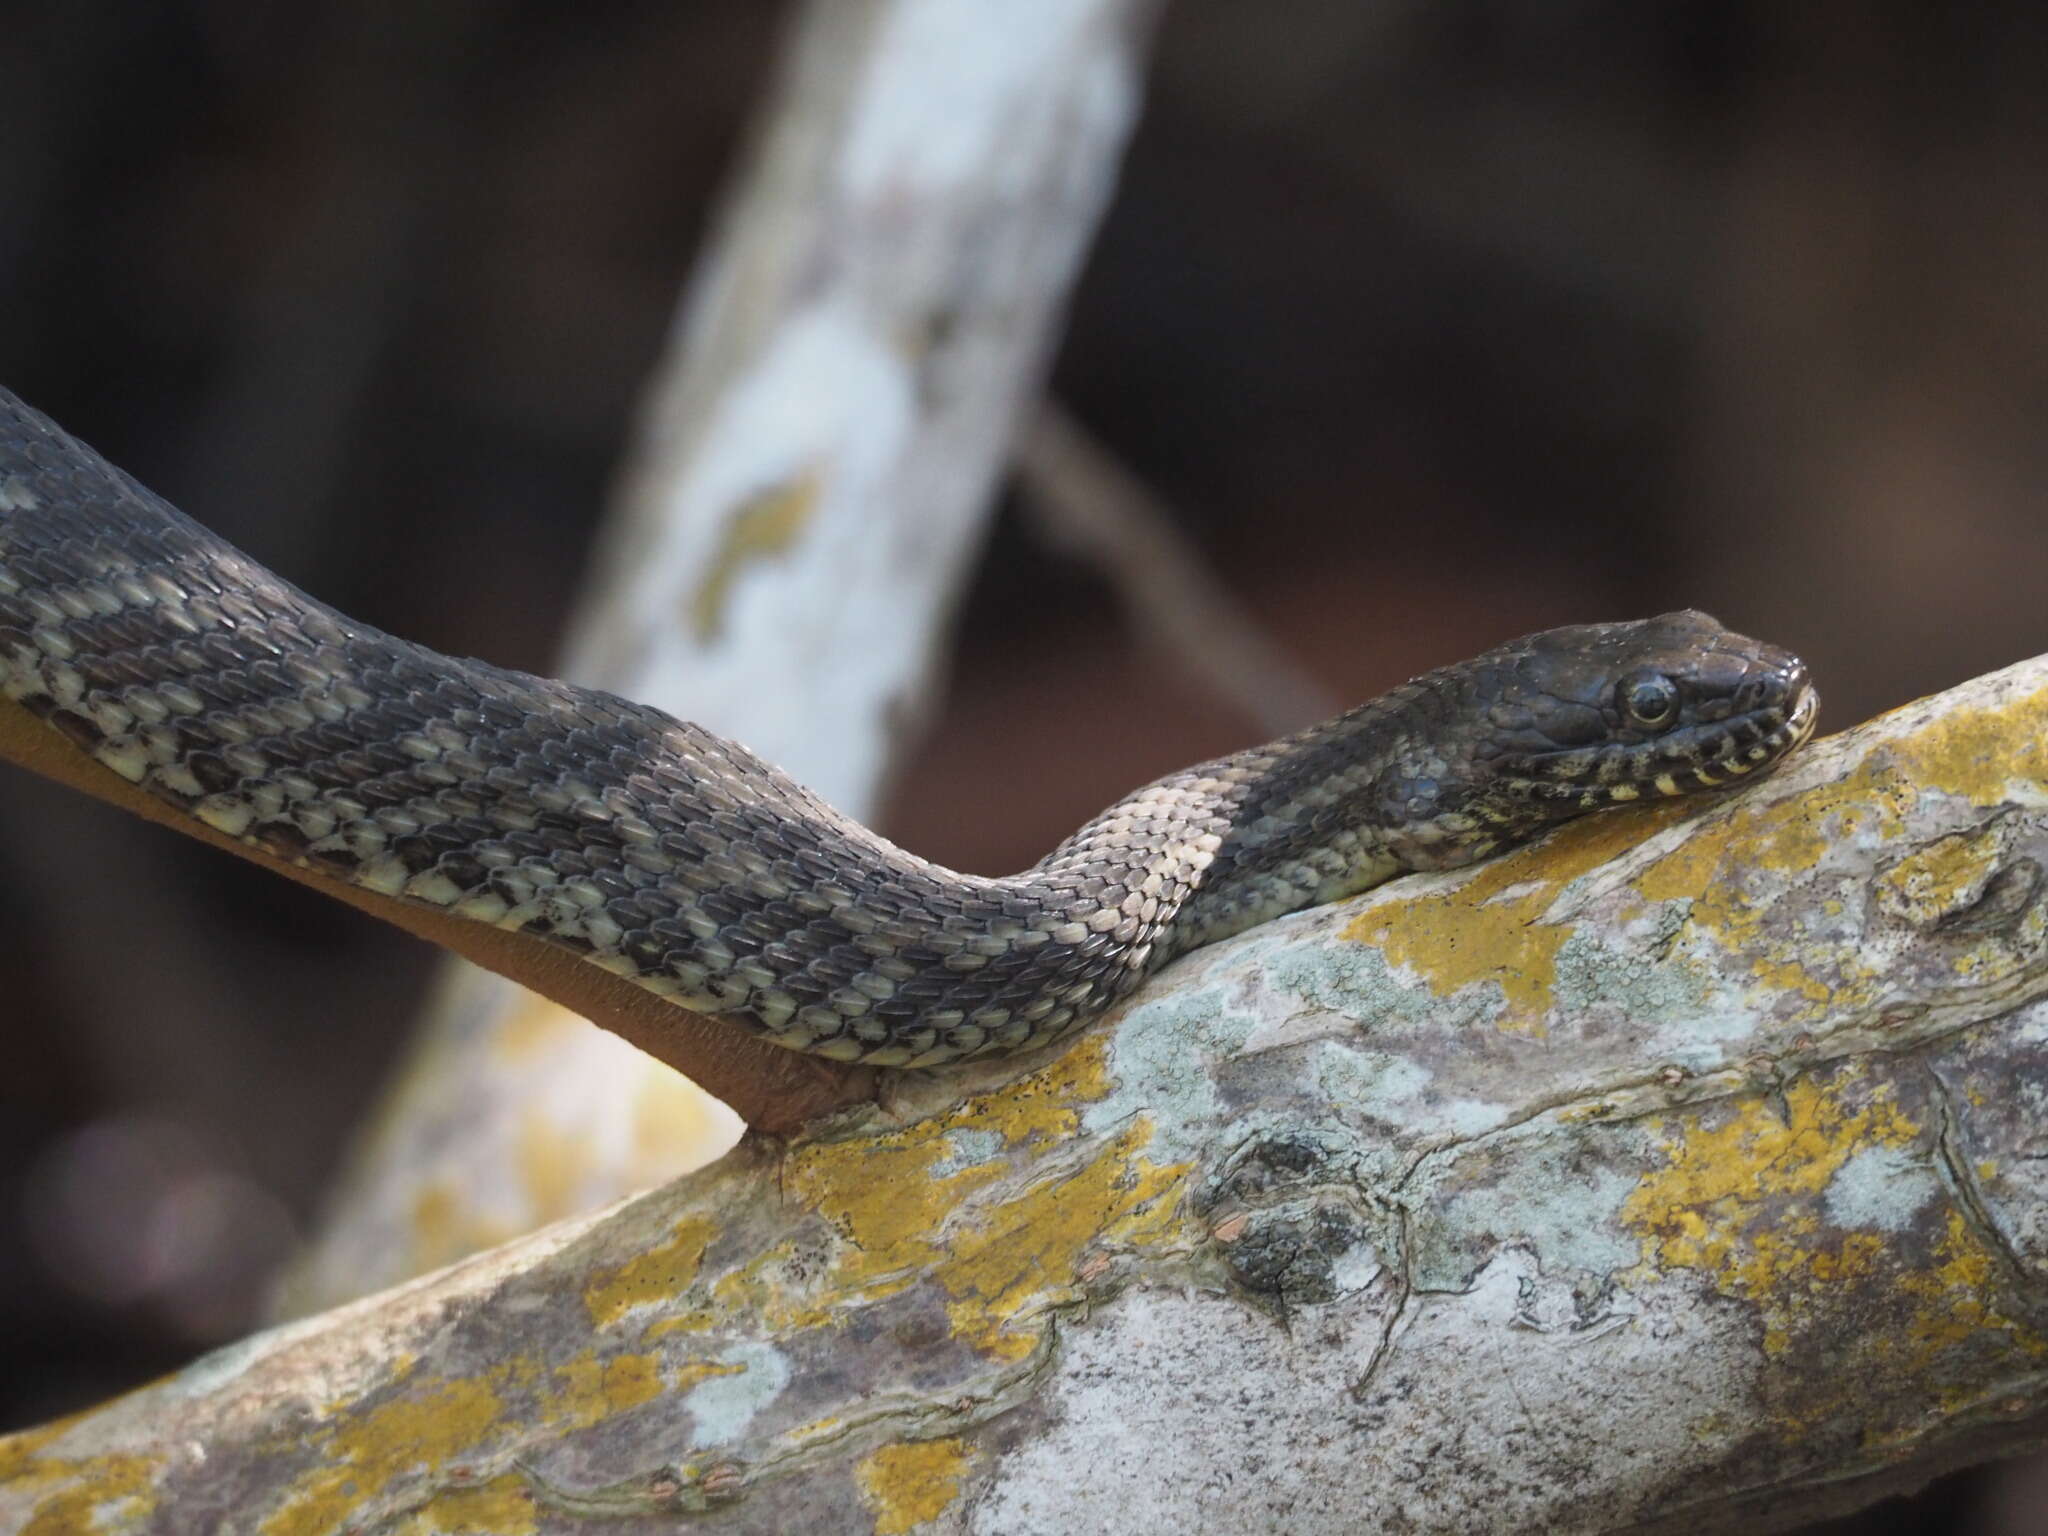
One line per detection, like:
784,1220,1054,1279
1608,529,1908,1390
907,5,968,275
1784,683,1821,749
1644,679,1819,797
1505,676,1819,812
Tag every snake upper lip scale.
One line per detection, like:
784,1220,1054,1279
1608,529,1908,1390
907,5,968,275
0,387,1818,1069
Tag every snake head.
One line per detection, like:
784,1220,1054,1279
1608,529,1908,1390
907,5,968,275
1373,610,1817,870
1469,608,1817,823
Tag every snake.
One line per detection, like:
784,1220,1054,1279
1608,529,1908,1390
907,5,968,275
0,387,1818,1069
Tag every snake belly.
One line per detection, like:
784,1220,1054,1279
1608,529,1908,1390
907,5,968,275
0,389,1817,1067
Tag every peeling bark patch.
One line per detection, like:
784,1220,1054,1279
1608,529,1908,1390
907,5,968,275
856,1438,971,1534
1878,826,2013,929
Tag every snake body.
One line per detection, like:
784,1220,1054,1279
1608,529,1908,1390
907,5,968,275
0,389,1817,1067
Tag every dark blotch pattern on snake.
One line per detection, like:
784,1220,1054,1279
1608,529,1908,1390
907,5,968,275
0,389,1817,1066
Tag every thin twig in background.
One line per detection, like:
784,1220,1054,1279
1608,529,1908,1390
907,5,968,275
1017,399,1338,737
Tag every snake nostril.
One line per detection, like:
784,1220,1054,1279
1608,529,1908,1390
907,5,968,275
1733,677,1774,713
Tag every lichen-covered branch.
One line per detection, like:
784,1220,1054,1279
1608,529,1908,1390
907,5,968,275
13,654,2048,1534
285,0,1166,1314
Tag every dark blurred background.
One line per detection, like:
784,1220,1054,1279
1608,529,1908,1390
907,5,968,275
0,3,2043,1527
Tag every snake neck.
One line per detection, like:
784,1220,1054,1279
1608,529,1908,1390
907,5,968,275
1029,686,1433,976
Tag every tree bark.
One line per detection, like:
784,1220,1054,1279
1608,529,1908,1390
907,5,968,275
284,0,1165,1315
11,653,2048,1534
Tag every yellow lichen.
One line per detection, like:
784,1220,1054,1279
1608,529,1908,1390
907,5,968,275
390,1474,538,1536
583,1215,719,1328
261,1376,511,1536
517,1110,600,1227
3,1423,159,1536
855,1439,971,1535
411,1182,459,1262
711,1033,1188,1362
0,1415,82,1485
255,1333,700,1534
931,1124,1185,1360
1886,682,2048,806
1876,827,2007,928
691,470,822,643
409,1183,516,1280
632,1066,740,1173
1623,678,2048,1019
785,1413,844,1449
1649,679,2048,925
16,1452,158,1536
551,1352,663,1420
497,994,578,1058
1342,798,1694,1033
1630,758,1901,1022
1628,1056,2048,1440
1891,1210,2048,1400
1622,1069,1918,1357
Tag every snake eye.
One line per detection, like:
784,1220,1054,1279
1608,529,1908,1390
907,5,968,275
1619,673,1678,728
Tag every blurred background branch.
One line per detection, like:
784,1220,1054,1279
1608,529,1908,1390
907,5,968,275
279,0,1163,1317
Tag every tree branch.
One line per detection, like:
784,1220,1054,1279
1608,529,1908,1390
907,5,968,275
12,653,2048,1533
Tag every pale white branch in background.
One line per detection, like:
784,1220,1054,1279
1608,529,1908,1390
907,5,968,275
282,0,1166,1315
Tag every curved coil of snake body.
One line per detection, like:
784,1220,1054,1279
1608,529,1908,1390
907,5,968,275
0,390,1817,1066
